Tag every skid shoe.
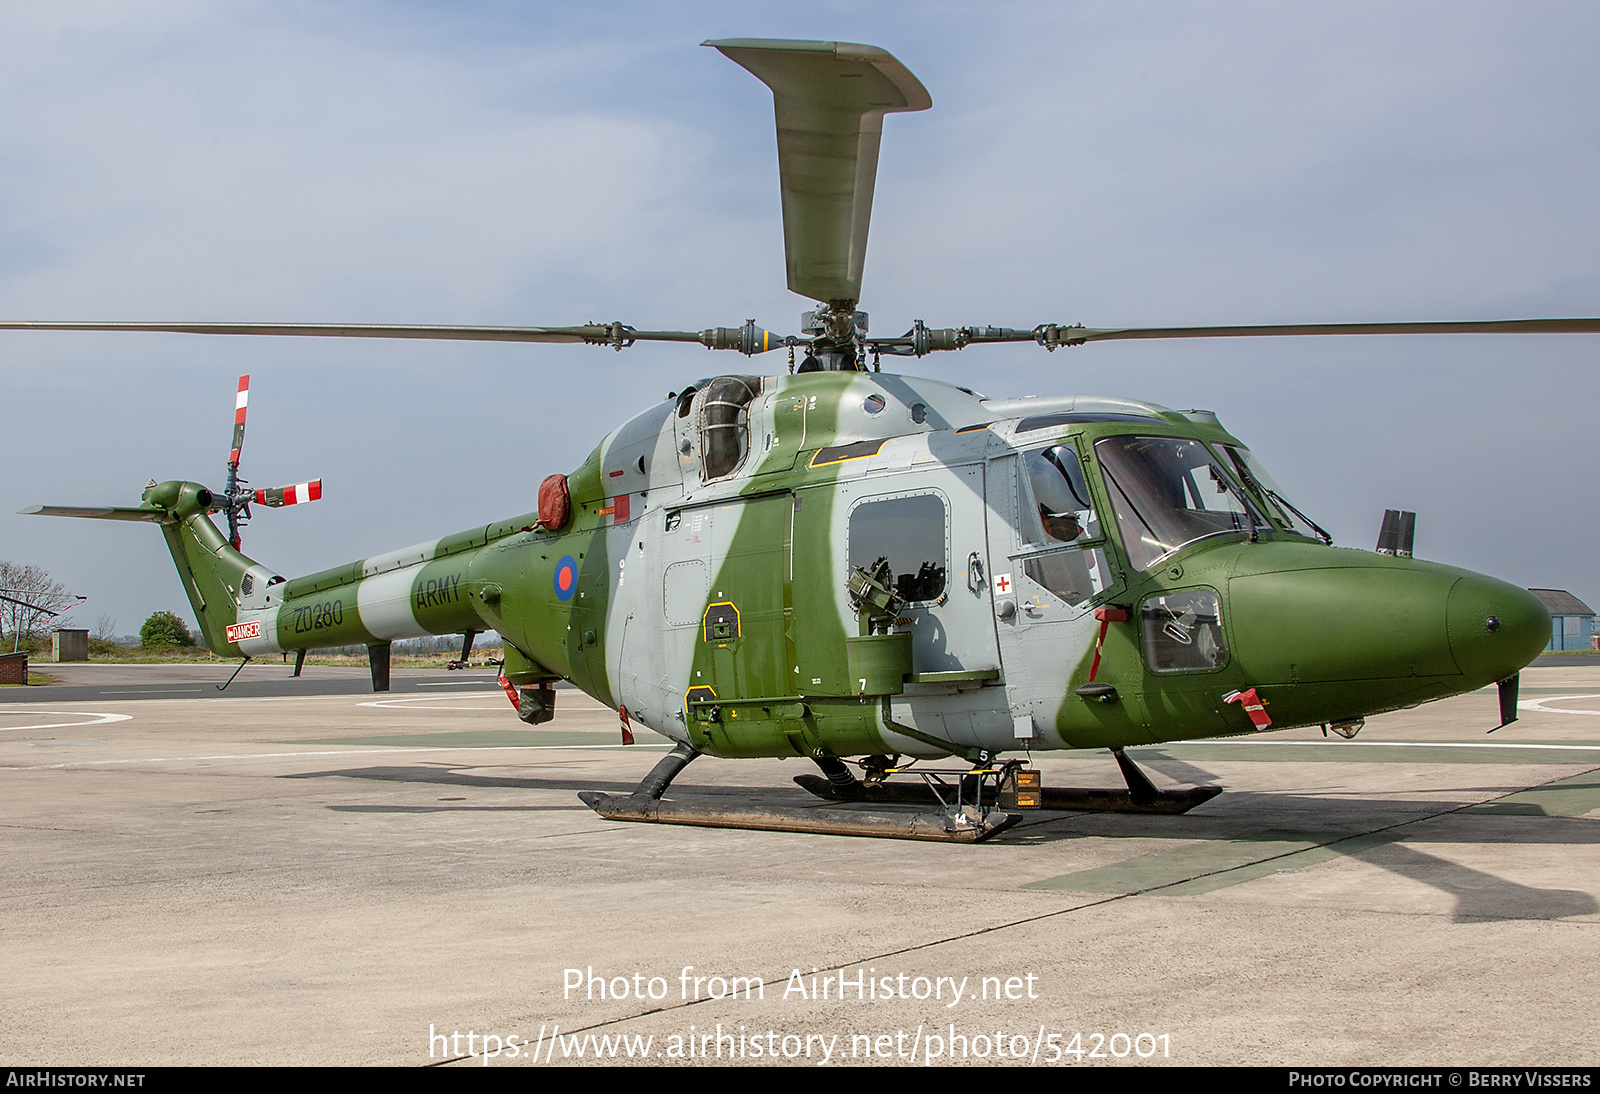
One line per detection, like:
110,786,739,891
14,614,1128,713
795,748,1221,815
579,744,1021,843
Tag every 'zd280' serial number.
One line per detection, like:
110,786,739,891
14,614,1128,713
291,599,345,634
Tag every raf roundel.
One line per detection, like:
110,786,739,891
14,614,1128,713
553,555,578,602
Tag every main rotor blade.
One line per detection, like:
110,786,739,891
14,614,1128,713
0,320,668,344
1040,317,1600,346
707,39,931,306
0,320,767,351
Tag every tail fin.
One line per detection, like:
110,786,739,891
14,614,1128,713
146,481,255,654
24,480,255,656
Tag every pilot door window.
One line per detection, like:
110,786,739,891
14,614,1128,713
848,493,948,603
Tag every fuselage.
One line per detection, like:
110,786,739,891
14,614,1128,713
212,370,1548,761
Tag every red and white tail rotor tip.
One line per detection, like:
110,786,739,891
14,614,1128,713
254,480,323,507
228,374,249,467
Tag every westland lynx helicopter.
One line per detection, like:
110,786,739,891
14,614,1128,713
14,39,1593,842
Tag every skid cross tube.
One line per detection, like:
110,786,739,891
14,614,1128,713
794,750,1223,815
580,743,1020,842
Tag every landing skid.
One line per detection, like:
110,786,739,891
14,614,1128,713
578,743,1022,843
793,747,1222,816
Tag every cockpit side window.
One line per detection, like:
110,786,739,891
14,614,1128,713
1013,443,1116,609
698,375,760,481
1022,444,1098,546
675,386,699,418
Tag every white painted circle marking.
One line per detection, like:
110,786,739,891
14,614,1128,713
359,695,506,710
0,711,134,732
1517,694,1600,716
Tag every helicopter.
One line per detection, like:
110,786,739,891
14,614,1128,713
13,38,1590,842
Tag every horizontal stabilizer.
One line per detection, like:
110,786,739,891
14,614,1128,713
20,504,167,522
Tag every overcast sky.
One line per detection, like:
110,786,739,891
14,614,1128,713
3,1,1597,639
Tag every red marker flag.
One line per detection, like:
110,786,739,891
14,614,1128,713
1087,605,1129,683
1224,687,1272,729
497,673,520,711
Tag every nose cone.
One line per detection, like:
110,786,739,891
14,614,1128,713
1224,546,1553,727
1446,575,1550,686
1229,561,1459,684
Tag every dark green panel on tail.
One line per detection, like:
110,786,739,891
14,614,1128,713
467,537,545,666
275,585,374,650
283,561,365,601
411,555,480,636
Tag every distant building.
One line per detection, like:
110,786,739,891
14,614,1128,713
52,628,88,662
1529,589,1596,651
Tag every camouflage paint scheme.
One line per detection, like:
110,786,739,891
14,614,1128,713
139,368,1549,764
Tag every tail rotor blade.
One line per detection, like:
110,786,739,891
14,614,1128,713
254,480,323,508
224,374,251,549
228,374,249,470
